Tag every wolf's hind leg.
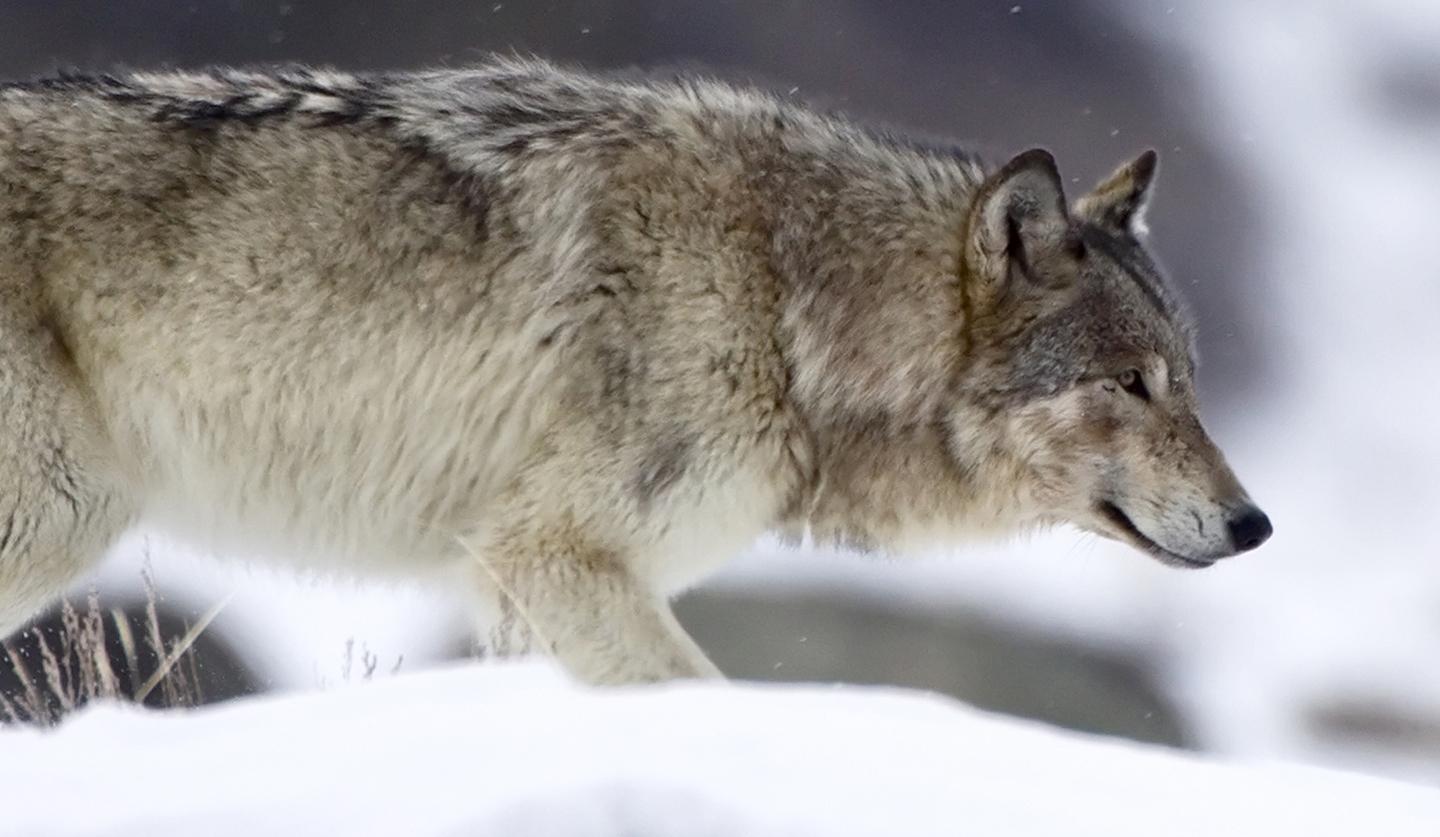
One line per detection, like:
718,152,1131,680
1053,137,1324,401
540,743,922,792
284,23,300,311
0,312,134,638
469,523,721,686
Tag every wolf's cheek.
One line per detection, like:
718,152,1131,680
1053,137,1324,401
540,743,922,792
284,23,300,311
999,390,1118,515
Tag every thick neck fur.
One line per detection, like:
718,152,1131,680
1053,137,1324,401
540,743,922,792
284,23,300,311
757,130,1038,550
763,129,981,424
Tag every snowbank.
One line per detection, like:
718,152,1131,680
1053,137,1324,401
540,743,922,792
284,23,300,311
3,663,1436,836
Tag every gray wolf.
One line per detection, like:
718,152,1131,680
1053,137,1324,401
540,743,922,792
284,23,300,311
0,58,1270,684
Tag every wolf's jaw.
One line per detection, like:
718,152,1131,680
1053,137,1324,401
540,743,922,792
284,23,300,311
1095,501,1214,569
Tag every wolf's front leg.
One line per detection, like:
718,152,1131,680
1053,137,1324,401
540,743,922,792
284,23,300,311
0,307,135,637
472,525,721,685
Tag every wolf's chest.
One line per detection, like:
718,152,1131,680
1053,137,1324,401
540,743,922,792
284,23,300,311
633,459,790,594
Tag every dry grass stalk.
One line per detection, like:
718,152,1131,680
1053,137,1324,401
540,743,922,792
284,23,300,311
134,594,229,704
335,638,403,686
0,573,226,727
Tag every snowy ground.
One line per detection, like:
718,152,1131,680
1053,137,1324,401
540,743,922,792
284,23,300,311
3,662,1438,837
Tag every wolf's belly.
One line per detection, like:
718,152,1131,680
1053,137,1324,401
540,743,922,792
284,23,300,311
131,415,510,574
101,340,565,575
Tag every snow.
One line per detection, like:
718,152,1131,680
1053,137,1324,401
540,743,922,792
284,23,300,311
2,662,1437,836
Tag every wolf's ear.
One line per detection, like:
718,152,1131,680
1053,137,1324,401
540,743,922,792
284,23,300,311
965,148,1070,296
1073,149,1157,236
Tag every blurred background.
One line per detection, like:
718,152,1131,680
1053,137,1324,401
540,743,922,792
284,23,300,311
1,0,1437,786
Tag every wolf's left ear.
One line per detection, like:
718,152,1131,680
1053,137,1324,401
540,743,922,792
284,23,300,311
965,148,1071,296
1073,149,1158,236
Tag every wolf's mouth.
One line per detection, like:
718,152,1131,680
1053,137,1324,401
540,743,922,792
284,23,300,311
1096,501,1214,569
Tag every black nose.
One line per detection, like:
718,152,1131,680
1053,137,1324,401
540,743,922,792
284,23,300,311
1226,506,1273,553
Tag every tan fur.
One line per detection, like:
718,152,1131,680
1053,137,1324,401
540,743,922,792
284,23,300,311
0,59,1268,684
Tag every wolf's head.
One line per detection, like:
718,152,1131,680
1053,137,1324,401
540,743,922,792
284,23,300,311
954,149,1270,567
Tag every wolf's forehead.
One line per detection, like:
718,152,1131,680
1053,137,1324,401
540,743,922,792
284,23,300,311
1080,227,1197,371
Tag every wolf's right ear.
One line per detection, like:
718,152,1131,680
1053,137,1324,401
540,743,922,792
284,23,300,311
1074,149,1158,236
964,149,1070,300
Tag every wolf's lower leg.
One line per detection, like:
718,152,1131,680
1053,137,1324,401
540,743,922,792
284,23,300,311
472,528,721,685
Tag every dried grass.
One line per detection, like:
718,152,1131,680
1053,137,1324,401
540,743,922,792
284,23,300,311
0,573,224,727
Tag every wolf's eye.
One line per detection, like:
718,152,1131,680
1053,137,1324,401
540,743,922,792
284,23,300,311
1116,369,1150,401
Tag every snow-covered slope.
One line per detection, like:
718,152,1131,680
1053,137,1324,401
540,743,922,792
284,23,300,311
3,663,1436,836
